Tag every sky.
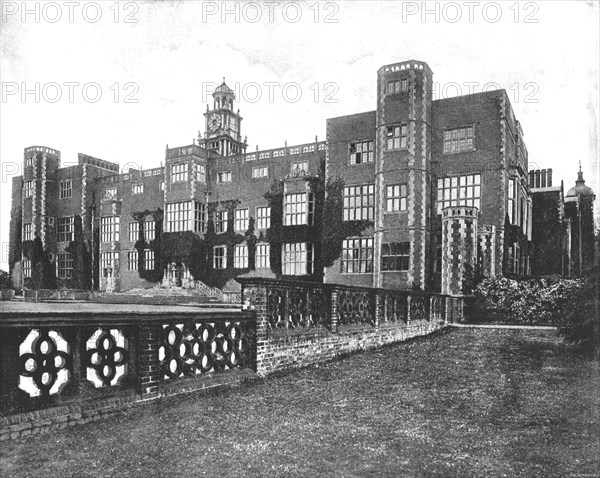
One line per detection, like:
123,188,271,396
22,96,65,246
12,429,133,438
1,0,599,270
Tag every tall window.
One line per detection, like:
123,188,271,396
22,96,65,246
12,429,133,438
144,250,155,270
443,126,475,154
235,209,249,231
171,163,188,183
24,180,34,198
58,252,74,279
234,244,248,268
256,243,270,268
215,210,228,233
105,187,117,199
165,202,190,232
128,250,138,270
386,184,408,212
57,217,74,242
341,237,374,273
60,180,72,199
100,252,118,277
22,259,32,278
165,201,204,232
213,245,227,269
196,163,206,182
129,222,139,242
284,193,314,225
217,171,232,183
132,184,144,194
194,202,206,233
25,156,35,167
437,174,481,214
343,184,375,221
290,161,308,173
381,243,410,271
145,220,156,241
386,125,407,150
508,178,517,225
100,216,120,242
252,166,268,179
349,140,374,165
282,243,313,275
23,223,33,241
256,206,271,230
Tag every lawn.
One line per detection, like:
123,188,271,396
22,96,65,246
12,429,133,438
1,328,598,478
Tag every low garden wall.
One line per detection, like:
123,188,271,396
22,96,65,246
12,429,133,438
237,278,465,375
1,280,468,441
0,307,255,441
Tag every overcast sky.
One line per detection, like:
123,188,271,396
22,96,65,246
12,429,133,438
1,0,599,270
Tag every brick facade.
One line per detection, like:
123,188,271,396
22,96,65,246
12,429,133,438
14,59,592,295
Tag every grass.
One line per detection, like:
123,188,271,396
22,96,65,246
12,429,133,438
1,328,599,478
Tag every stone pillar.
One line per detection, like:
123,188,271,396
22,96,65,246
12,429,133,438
329,287,339,333
374,291,383,329
137,323,162,399
240,283,268,374
441,206,478,296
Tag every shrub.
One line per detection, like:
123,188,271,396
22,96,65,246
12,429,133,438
0,270,11,289
558,268,600,358
472,276,584,325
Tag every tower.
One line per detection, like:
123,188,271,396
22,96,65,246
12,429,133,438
374,61,433,291
565,165,596,275
441,206,478,295
200,79,247,157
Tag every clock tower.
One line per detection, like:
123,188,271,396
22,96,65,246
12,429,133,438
200,79,247,157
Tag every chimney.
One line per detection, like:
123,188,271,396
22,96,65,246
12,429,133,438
547,168,553,187
541,169,547,188
528,170,534,189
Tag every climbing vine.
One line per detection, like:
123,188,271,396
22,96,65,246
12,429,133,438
321,176,373,269
22,237,56,290
8,207,22,274
65,214,92,290
133,208,164,283
502,214,532,279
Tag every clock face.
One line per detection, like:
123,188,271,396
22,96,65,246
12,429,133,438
209,113,221,132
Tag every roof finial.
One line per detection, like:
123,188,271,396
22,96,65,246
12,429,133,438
579,159,582,173
223,76,226,84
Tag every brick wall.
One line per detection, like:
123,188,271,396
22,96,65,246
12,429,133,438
255,320,444,376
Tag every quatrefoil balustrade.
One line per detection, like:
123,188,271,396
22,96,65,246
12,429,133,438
18,329,72,397
338,290,374,325
159,322,250,380
85,328,130,388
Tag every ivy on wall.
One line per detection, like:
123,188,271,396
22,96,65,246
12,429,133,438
133,208,164,283
22,237,56,290
201,199,252,288
65,214,92,290
158,199,255,289
125,164,373,289
321,176,373,270
502,215,533,278
8,207,22,274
